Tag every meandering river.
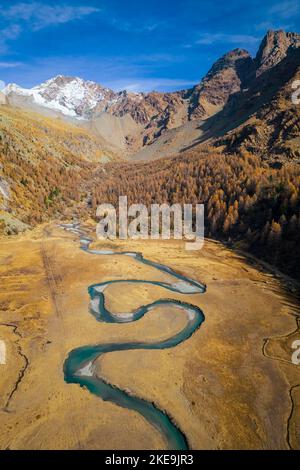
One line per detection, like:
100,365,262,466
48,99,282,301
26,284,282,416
62,224,206,450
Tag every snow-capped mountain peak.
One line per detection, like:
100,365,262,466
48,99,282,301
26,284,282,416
2,75,117,120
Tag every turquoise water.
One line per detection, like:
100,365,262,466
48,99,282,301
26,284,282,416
62,225,206,450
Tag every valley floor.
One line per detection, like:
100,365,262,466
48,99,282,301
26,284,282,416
0,223,299,449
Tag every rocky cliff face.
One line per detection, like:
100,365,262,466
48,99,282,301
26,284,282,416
255,30,300,76
214,44,300,164
188,48,253,120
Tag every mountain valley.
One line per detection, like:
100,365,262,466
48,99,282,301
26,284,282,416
0,22,300,452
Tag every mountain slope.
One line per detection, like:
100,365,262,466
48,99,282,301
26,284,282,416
214,45,300,164
133,30,300,163
0,105,120,232
0,104,119,163
187,48,253,119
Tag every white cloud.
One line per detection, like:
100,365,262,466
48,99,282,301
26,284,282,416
269,0,299,20
254,21,292,31
1,23,22,40
254,1,299,33
109,18,161,34
3,2,100,30
0,61,22,68
195,33,260,46
0,3,100,52
105,78,198,93
0,24,22,52
0,80,6,90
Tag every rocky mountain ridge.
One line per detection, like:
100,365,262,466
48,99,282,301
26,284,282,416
1,30,300,160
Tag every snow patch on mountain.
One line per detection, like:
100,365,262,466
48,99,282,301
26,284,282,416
2,76,117,120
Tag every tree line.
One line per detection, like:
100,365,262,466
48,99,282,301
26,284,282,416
91,149,300,279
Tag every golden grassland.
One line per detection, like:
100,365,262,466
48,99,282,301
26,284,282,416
0,223,299,449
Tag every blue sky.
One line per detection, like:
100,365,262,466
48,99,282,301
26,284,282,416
0,0,299,92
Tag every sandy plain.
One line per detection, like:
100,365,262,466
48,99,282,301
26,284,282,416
0,223,299,449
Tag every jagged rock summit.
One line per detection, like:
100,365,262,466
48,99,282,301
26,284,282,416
255,29,300,76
